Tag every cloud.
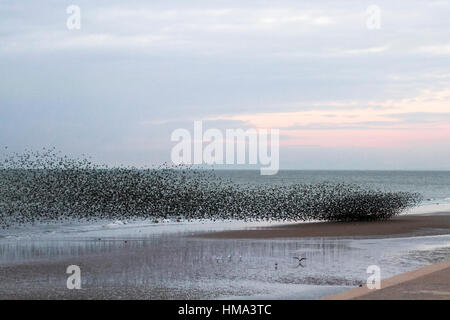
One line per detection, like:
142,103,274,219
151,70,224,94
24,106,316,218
0,5,339,55
210,89,450,127
337,45,390,55
418,45,450,55
1,0,450,169
207,89,450,148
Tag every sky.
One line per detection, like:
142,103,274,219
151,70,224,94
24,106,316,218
1,0,450,170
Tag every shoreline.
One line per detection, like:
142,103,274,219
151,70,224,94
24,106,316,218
197,212,450,239
0,211,449,299
324,259,450,300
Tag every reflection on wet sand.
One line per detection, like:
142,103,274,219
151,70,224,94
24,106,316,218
1,225,450,299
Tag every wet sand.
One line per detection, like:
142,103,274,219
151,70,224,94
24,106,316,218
199,213,450,239
1,214,450,299
325,260,450,300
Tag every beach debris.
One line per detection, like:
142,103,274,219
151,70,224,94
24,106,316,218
0,148,423,228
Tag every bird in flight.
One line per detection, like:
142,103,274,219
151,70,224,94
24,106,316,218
293,256,307,267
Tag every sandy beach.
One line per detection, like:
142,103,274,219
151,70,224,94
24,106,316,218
199,213,450,239
196,212,450,300
1,212,450,300
325,259,450,300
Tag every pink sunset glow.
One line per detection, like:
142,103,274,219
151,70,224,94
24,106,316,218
210,89,450,148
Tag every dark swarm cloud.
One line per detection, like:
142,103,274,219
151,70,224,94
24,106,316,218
0,149,421,227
